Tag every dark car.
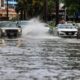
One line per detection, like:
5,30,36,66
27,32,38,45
0,21,22,38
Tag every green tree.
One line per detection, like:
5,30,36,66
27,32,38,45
63,0,80,15
16,0,57,21
16,0,30,20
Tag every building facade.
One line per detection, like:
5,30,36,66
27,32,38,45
0,0,17,20
4,0,17,8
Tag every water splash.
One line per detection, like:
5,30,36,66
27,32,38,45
22,18,47,36
21,18,60,39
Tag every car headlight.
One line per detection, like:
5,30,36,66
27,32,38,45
59,31,65,34
75,32,77,35
59,31,63,33
2,29,5,33
18,29,22,32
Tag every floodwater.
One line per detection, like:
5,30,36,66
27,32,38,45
0,19,80,80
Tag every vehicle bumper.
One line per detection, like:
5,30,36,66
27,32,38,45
58,31,77,37
2,30,22,38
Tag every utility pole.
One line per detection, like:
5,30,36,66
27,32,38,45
55,0,59,25
6,0,9,20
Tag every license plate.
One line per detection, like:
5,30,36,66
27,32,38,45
10,33,14,35
68,33,72,35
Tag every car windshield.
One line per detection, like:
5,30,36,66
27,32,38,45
58,24,76,29
19,21,29,25
0,22,18,28
58,25,64,28
65,25,76,29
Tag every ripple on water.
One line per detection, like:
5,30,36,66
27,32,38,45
0,20,80,80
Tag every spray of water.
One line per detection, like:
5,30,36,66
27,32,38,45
22,18,47,36
22,18,60,39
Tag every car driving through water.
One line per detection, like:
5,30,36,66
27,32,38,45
56,23,78,37
0,21,22,38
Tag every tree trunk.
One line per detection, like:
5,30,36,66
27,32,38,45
20,10,23,20
6,0,9,20
55,0,59,25
24,10,28,20
43,0,48,22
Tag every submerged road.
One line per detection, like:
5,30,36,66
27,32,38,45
0,20,80,80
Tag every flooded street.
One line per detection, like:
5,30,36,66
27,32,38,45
0,19,80,80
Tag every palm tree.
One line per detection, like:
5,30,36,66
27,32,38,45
32,0,43,16
16,0,28,20
43,0,48,22
16,0,57,21
55,0,59,25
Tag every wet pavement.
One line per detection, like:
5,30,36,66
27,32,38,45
0,20,80,80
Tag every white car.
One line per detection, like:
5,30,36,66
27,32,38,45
56,24,78,37
0,21,22,38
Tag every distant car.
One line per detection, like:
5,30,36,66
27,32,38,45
56,24,78,37
0,22,22,38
